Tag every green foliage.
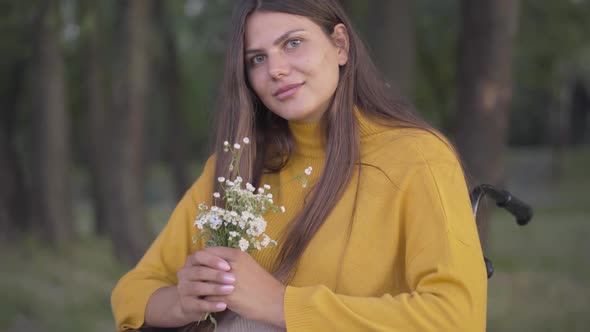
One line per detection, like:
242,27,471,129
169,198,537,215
510,0,590,145
414,0,459,130
177,1,233,157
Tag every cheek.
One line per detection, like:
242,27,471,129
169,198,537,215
248,71,266,98
300,47,340,84
314,56,340,93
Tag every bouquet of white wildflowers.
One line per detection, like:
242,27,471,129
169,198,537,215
193,138,311,328
194,137,312,252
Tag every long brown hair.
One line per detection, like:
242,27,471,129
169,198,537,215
211,0,433,282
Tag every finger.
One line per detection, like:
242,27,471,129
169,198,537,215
183,281,234,297
204,295,225,303
188,250,231,271
203,246,243,262
181,297,228,314
182,266,236,284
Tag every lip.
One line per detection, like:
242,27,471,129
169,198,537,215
273,82,304,100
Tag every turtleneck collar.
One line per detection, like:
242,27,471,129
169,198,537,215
287,108,391,158
355,108,391,138
288,120,325,159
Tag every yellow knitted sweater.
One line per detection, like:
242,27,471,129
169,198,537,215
111,114,487,331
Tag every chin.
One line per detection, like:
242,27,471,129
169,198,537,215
279,111,315,123
271,105,319,123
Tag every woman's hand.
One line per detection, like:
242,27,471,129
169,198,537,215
174,249,237,324
203,247,287,328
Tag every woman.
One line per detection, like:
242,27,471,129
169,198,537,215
111,0,487,331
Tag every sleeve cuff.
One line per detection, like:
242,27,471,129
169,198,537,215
112,279,170,331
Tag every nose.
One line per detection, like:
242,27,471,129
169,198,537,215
267,53,290,80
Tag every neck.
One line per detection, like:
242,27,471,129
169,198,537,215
288,120,325,159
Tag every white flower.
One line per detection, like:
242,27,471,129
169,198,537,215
280,206,286,213
208,214,223,230
304,166,313,176
266,193,273,199
227,181,234,186
194,216,206,229
211,206,218,212
218,177,225,183
239,238,249,251
258,187,265,194
269,198,273,204
235,176,243,183
261,235,272,247
241,211,253,220
234,143,241,149
224,141,229,147
246,183,256,192
263,184,271,190
243,137,250,144
213,192,220,198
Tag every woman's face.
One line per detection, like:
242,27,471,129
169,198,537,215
244,11,349,123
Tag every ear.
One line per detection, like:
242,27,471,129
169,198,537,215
331,23,350,66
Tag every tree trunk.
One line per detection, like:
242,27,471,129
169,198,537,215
109,0,153,265
454,0,519,247
0,60,30,242
367,0,416,98
81,1,111,236
155,0,190,201
32,0,74,246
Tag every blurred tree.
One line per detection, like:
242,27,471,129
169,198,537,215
31,0,74,246
0,63,29,241
510,0,590,146
340,0,369,37
414,0,458,129
180,0,232,159
80,0,111,236
154,0,190,201
570,78,590,145
367,0,416,98
454,0,520,246
109,0,154,265
0,2,32,241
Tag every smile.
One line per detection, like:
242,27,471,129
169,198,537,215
273,83,304,101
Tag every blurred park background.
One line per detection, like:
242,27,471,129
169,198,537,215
1,0,589,331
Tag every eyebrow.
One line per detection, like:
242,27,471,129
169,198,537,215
245,29,305,55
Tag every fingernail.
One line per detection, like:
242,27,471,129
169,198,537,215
216,302,227,310
220,285,234,293
218,261,231,271
223,274,236,283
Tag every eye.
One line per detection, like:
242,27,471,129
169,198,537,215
286,38,302,49
250,54,266,65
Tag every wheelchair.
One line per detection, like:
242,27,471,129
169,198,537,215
470,184,533,279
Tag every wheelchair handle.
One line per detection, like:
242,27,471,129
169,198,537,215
471,184,533,226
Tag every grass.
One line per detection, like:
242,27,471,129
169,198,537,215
485,147,590,331
0,237,125,332
1,147,588,331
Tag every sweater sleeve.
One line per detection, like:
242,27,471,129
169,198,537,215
111,156,216,331
283,140,487,331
